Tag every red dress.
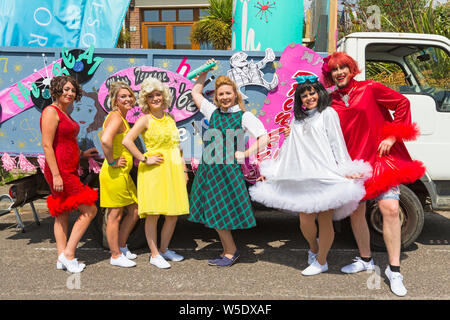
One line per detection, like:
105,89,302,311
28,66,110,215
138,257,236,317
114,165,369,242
331,79,426,200
40,105,98,217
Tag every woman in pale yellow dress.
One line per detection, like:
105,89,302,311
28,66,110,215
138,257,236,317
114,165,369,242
123,77,189,269
99,82,139,268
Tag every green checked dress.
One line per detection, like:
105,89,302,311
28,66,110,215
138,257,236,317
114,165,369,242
189,100,266,230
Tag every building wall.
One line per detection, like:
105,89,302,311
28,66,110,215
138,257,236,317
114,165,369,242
129,6,141,48
127,1,210,49
135,0,209,7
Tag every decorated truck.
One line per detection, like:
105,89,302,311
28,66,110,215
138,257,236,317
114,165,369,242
0,32,449,251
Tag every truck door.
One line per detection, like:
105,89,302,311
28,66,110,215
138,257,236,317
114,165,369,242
363,42,450,183
359,37,450,212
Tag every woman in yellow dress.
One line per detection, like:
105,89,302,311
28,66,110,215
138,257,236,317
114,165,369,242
122,77,189,269
99,82,139,268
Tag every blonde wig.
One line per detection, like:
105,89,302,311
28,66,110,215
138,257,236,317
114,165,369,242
138,77,172,114
213,75,245,111
108,81,136,111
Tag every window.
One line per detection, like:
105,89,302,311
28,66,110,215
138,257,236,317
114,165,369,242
142,8,206,50
366,44,450,112
365,61,409,92
404,46,450,112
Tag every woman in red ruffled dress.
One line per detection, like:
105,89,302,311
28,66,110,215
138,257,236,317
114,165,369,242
40,75,98,273
322,52,425,297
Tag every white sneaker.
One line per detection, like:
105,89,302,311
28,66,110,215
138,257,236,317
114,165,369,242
161,249,184,262
385,266,407,297
302,259,328,276
58,252,85,273
150,254,171,269
120,245,137,260
110,253,137,268
57,261,86,270
341,257,375,274
307,250,318,265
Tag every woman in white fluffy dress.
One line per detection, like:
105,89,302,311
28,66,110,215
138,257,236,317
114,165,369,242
249,76,372,276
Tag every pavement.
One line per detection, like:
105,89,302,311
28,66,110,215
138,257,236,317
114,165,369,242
0,185,449,303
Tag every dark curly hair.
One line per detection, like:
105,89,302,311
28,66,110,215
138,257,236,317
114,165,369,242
50,75,82,102
293,80,331,121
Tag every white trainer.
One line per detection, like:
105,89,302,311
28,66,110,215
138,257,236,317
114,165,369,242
58,252,85,273
120,245,137,260
161,249,184,262
341,257,375,274
302,259,328,276
307,250,318,265
150,254,171,269
110,254,136,268
57,260,85,270
385,266,407,297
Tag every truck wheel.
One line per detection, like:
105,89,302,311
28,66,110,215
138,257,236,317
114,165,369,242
366,185,424,251
89,200,147,251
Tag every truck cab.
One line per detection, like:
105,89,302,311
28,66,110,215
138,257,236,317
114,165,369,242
337,32,450,249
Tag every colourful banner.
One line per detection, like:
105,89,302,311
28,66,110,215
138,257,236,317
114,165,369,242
232,0,303,51
0,59,64,123
256,43,325,161
0,0,130,48
0,46,103,123
97,67,198,123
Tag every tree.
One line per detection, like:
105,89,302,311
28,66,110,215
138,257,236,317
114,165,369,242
340,0,448,37
190,0,233,50
116,28,131,48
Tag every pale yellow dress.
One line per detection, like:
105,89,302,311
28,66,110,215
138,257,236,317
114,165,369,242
99,113,138,207
137,113,189,218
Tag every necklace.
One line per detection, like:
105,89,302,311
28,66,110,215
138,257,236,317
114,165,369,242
339,87,354,107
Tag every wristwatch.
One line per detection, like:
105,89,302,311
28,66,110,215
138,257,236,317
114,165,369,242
141,155,147,163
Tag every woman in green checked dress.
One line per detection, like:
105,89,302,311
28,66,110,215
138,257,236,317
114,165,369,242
189,60,269,267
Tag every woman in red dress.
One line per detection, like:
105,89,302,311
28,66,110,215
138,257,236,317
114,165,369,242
40,75,98,273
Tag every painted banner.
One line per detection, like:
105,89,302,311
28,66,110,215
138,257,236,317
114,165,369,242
0,46,104,123
0,0,130,48
232,0,303,51
97,66,198,123
0,58,64,123
256,43,325,161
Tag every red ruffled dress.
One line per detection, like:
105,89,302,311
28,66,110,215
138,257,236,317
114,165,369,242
40,105,98,217
331,79,426,200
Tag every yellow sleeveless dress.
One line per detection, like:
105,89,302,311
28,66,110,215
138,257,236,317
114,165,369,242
99,112,138,207
137,113,189,218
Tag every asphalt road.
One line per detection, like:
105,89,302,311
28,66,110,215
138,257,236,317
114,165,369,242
0,192,449,302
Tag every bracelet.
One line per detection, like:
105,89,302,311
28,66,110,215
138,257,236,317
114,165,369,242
108,159,116,166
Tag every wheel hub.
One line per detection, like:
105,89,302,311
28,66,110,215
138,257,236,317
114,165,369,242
368,203,406,234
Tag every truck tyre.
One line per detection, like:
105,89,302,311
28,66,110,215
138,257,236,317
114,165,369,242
89,200,147,251
366,185,424,251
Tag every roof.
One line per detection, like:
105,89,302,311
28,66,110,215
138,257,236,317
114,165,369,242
343,32,450,46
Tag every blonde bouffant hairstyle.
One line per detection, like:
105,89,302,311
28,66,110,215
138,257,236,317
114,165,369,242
138,77,172,114
214,75,245,111
109,81,136,111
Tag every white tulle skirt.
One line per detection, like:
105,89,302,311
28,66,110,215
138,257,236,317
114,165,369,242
249,108,372,220
249,174,366,220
